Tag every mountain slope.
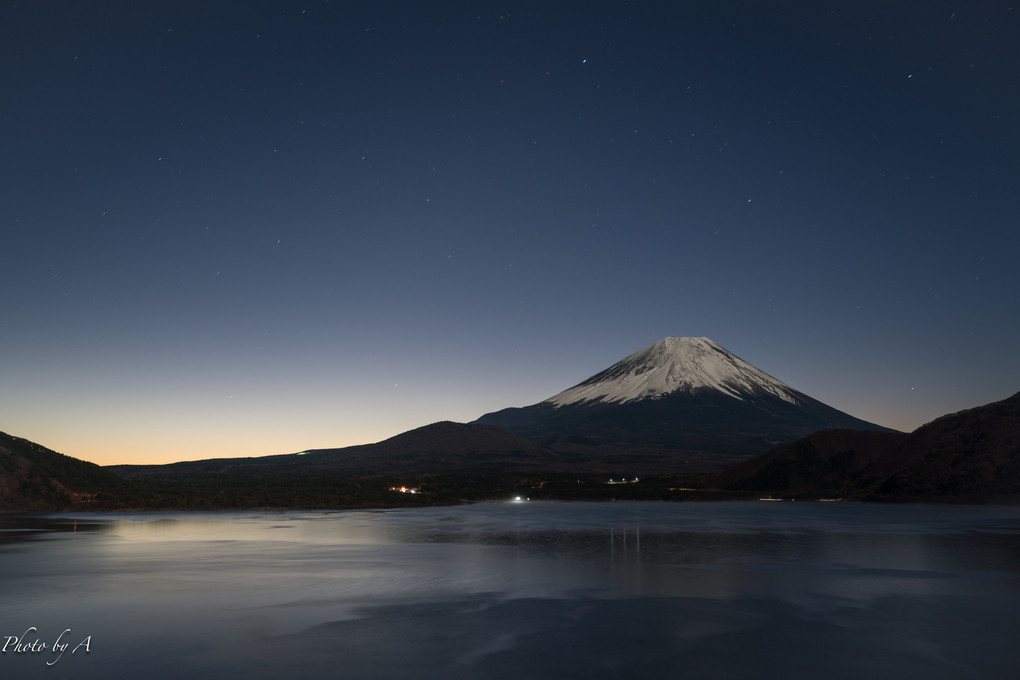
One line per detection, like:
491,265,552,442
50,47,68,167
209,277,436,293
715,391,1020,501
871,391,1020,500
546,337,802,407
301,421,562,474
111,422,561,481
0,431,128,510
475,337,891,461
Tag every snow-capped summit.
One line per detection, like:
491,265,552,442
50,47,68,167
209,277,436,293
473,336,893,461
545,337,801,407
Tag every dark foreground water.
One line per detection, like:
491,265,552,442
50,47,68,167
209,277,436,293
1,501,1018,679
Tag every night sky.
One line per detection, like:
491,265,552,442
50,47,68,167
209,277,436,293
4,1,1018,466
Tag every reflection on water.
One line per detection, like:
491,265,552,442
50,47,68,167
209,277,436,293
0,515,108,544
1,502,1018,679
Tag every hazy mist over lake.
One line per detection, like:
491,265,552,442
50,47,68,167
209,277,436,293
2,502,1018,679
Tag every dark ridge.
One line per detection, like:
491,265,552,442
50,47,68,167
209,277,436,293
0,431,129,511
714,392,1020,502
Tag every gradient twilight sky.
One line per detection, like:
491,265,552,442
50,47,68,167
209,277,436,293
3,1,1018,466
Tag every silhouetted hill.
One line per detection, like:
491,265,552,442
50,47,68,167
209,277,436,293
870,392,1020,501
715,392,1020,502
111,421,562,481
0,431,129,510
305,421,564,474
713,429,908,498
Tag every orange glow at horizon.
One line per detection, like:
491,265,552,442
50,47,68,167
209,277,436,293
16,426,397,468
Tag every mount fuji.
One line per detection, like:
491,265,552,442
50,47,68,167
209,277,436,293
474,337,894,463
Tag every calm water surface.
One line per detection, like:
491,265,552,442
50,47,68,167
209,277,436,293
1,501,1018,679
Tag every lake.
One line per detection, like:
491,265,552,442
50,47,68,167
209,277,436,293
1,501,1018,679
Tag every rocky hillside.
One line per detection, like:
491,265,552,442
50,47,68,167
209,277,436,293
715,392,1020,502
0,431,128,511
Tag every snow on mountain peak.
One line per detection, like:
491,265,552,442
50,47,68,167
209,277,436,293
544,336,802,407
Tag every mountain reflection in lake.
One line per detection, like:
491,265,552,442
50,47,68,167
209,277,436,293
1,502,1018,679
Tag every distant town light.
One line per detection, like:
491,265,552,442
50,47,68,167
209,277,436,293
390,485,419,494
